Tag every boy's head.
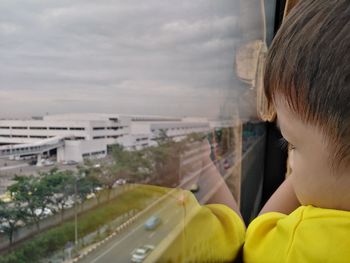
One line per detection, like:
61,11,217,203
264,0,350,208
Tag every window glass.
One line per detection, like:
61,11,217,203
0,0,273,261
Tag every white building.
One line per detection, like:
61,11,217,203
0,114,130,162
0,113,211,162
127,116,210,150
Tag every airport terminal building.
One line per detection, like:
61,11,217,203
0,113,210,162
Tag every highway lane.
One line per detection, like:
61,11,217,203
79,190,190,263
78,150,239,263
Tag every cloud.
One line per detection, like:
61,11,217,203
0,22,21,34
0,0,260,119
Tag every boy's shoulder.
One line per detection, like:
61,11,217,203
244,206,350,262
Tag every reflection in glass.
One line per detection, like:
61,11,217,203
0,0,270,262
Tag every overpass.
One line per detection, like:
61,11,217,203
0,136,65,162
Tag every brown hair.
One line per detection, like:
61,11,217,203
264,0,350,168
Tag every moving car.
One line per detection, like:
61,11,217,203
131,245,154,262
144,215,161,230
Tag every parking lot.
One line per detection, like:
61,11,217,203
0,158,81,194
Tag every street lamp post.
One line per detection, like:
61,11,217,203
74,178,78,246
74,172,85,247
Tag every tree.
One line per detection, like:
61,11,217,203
149,131,213,187
0,200,26,245
41,170,76,222
89,162,125,201
87,144,153,199
76,175,94,207
8,175,54,230
124,148,154,182
147,131,190,187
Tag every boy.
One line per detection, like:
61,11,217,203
244,0,350,262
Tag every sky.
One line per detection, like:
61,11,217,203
0,0,264,119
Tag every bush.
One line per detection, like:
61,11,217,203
0,186,161,263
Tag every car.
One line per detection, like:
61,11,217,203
35,159,54,167
44,160,54,166
131,245,155,262
144,215,161,230
34,208,53,217
63,160,78,165
28,159,37,165
63,199,75,209
94,186,103,192
115,178,126,185
86,192,96,199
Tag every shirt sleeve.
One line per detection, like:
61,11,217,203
243,212,288,263
158,193,245,262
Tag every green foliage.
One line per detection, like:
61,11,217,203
88,144,154,191
0,186,161,263
8,175,53,228
6,169,98,232
86,132,209,188
41,170,75,213
146,132,189,187
0,201,26,245
76,175,94,201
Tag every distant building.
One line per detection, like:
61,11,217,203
0,113,211,162
127,116,210,150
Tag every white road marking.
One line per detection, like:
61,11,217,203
90,221,145,263
90,197,179,263
148,231,156,239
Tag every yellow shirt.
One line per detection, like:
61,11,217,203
244,205,350,263
143,185,245,262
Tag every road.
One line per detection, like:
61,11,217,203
78,154,236,263
79,190,191,263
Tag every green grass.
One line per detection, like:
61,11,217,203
0,185,162,263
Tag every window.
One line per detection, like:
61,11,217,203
107,135,119,139
93,136,105,139
49,127,68,130
107,127,119,130
0,1,274,262
66,136,85,140
69,127,85,130
12,135,28,138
